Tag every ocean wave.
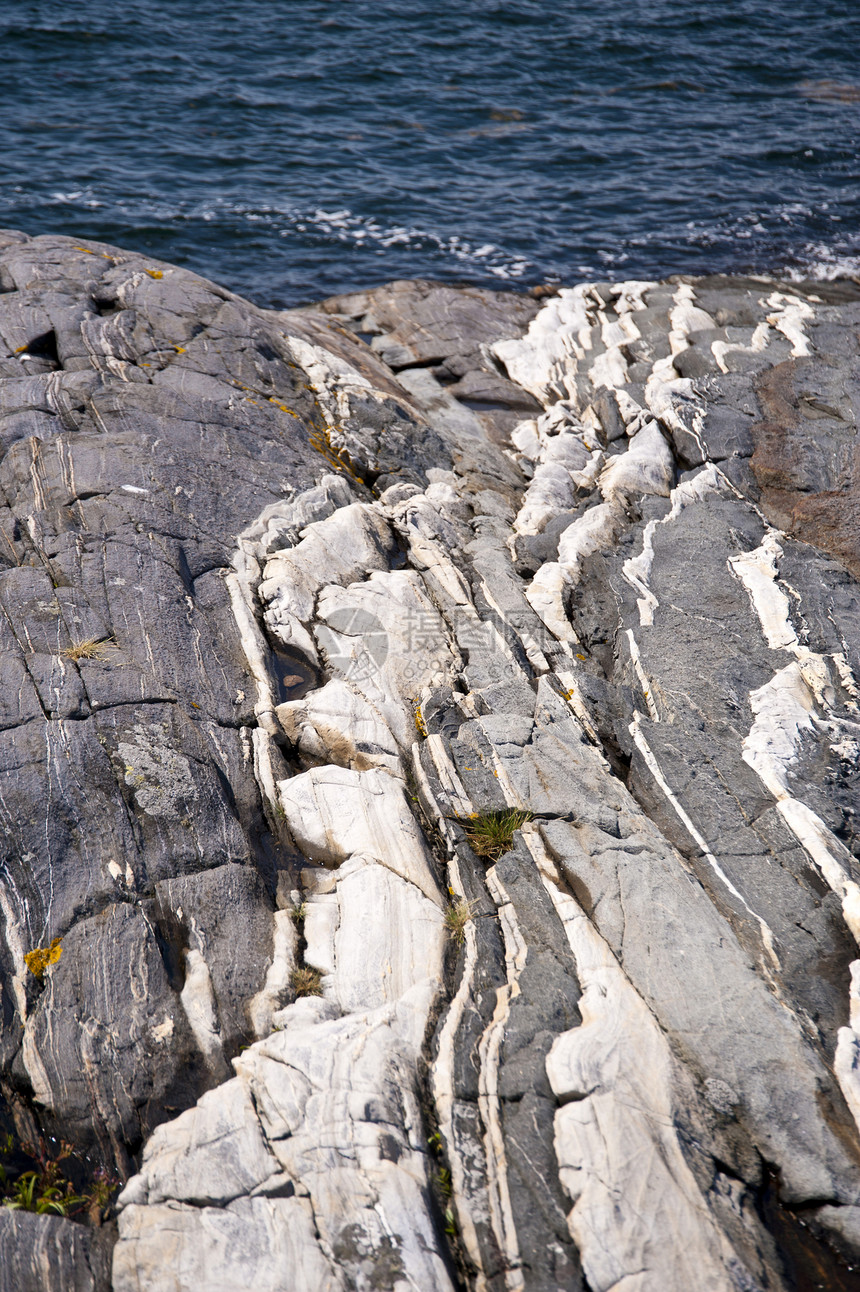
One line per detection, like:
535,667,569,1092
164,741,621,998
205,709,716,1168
8,189,535,284
4,186,858,296
783,241,860,282
284,207,532,280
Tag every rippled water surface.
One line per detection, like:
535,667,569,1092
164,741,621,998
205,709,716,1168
2,1,858,305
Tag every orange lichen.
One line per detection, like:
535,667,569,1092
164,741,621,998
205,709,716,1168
24,938,62,979
308,424,364,483
229,380,296,418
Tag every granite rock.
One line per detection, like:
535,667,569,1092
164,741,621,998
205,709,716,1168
1,234,860,1290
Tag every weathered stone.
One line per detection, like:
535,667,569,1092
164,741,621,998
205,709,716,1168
2,233,860,1291
0,1210,108,1292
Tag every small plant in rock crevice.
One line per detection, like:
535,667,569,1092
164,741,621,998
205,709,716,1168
290,966,323,998
462,809,534,861
434,1168,457,1238
444,899,476,946
426,1132,458,1240
0,1134,119,1224
61,636,118,663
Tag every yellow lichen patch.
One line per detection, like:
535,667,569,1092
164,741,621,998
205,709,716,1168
24,938,62,979
145,269,164,279
173,345,186,354
228,382,297,419
308,425,364,484
72,246,114,261
308,427,346,472
414,704,428,738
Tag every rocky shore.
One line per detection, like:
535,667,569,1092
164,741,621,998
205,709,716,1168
0,231,858,1291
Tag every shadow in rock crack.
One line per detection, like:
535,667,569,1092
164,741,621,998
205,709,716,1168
21,329,60,364
761,1170,860,1292
270,643,320,703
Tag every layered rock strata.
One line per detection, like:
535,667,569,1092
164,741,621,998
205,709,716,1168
0,233,858,1290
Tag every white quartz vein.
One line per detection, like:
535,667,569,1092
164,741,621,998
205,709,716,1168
629,712,780,969
729,528,860,1132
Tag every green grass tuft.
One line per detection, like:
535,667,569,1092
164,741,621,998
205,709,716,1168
444,899,476,946
463,808,534,861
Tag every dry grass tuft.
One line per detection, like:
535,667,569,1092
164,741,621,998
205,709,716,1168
61,636,117,663
291,966,323,998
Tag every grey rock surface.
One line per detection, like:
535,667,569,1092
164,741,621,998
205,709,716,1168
0,1209,111,1291
1,233,860,1290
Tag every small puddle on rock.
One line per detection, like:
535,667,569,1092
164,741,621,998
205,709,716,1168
271,646,319,702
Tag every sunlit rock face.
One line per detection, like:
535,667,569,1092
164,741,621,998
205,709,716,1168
1,232,860,1292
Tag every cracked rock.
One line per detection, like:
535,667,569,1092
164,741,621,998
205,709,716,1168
1,235,860,1291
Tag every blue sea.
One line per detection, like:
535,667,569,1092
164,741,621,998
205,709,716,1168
2,1,858,306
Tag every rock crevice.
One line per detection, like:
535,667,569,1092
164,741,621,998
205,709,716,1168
0,234,859,1290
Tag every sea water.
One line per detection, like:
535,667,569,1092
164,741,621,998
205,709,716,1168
2,0,858,306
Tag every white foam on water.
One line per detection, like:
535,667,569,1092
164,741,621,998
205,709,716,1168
287,206,532,280
785,241,860,282
12,183,859,294
16,188,536,282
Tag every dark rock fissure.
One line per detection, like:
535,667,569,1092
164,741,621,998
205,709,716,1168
0,236,859,1291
